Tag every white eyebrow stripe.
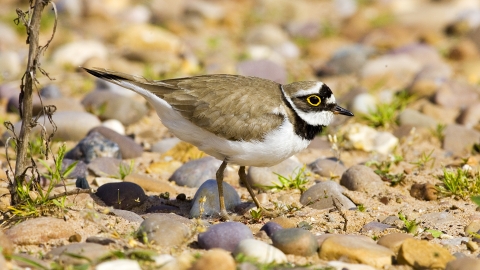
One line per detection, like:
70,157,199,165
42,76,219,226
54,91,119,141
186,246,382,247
325,95,336,104
292,82,323,97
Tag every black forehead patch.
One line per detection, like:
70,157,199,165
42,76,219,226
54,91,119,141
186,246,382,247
319,84,333,98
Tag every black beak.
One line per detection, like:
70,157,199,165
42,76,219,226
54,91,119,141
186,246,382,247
332,105,354,116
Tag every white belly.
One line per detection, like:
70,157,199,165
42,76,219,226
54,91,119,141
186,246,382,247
139,88,311,167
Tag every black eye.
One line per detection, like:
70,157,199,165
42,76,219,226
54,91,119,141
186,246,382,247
306,95,321,106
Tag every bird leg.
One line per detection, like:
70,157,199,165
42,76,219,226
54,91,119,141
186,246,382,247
238,166,261,209
239,166,279,218
216,160,229,220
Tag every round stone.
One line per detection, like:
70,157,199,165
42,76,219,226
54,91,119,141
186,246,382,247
190,249,235,270
137,213,193,248
340,165,385,193
271,228,318,256
260,222,283,237
190,179,241,218
300,181,356,210
397,238,455,269
233,239,287,264
308,158,347,178
377,233,414,254
198,222,253,252
95,182,147,210
169,157,223,188
88,126,143,159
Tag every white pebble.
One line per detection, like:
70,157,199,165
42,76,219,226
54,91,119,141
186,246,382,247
96,259,141,270
101,119,126,135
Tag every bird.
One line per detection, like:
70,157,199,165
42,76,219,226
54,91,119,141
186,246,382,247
83,67,354,219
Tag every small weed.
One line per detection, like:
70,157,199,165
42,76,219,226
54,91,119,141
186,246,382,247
411,149,435,170
249,208,263,223
398,212,419,234
7,144,76,221
357,204,366,212
362,90,413,129
426,229,443,238
262,166,310,193
430,124,446,142
437,168,480,199
367,155,405,186
117,160,135,180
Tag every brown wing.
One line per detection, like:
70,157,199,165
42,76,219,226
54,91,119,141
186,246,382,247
149,75,285,141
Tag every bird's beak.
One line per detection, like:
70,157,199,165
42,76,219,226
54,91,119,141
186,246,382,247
332,105,354,116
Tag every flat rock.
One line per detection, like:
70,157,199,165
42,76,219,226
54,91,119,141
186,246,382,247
433,80,479,109
62,158,88,179
87,157,123,177
88,126,143,158
96,259,142,270
137,213,193,248
300,180,356,210
271,228,318,256
443,124,480,156
52,40,107,66
82,90,148,125
95,182,147,210
340,165,385,194
45,243,110,265
233,239,287,264
398,108,438,128
125,173,176,194
319,235,394,268
397,238,455,269
169,157,222,188
457,102,480,129
111,209,144,223
190,179,241,218
198,222,253,252
5,217,75,245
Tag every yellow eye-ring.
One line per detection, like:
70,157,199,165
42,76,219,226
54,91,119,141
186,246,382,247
306,95,321,106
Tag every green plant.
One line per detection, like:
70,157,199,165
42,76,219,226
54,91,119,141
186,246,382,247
426,229,443,238
437,168,480,199
249,208,263,223
7,144,76,221
362,90,413,129
357,204,366,212
117,160,135,180
262,166,310,193
411,149,435,170
366,155,405,186
398,212,419,234
430,124,446,142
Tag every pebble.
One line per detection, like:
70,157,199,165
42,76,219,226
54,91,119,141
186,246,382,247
100,119,126,135
93,177,122,186
421,102,458,125
457,102,480,129
0,230,14,256
190,179,241,218
397,238,455,269
465,220,480,235
87,157,124,177
340,123,399,155
5,217,75,245
446,257,480,270
0,50,21,80
271,216,297,229
198,222,253,252
111,209,144,223
233,239,287,264
350,93,377,115
327,261,376,270
113,23,182,63
260,222,283,237
410,183,438,201
317,44,374,76
10,111,101,142
46,243,110,265
39,84,62,99
308,158,347,178
169,157,222,188
137,214,193,248
125,173,176,194
319,235,394,268
271,228,318,256
52,40,108,67
82,90,148,125
361,222,393,233
86,236,116,245
408,64,452,98
96,259,142,270
190,248,235,270
398,108,438,128
33,97,85,115
340,165,385,194
433,80,479,109
151,137,181,153
376,233,414,254
88,126,143,159
300,181,356,210
62,158,88,179
246,157,304,189
95,182,147,210
237,59,288,84
66,132,122,164
443,124,480,155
